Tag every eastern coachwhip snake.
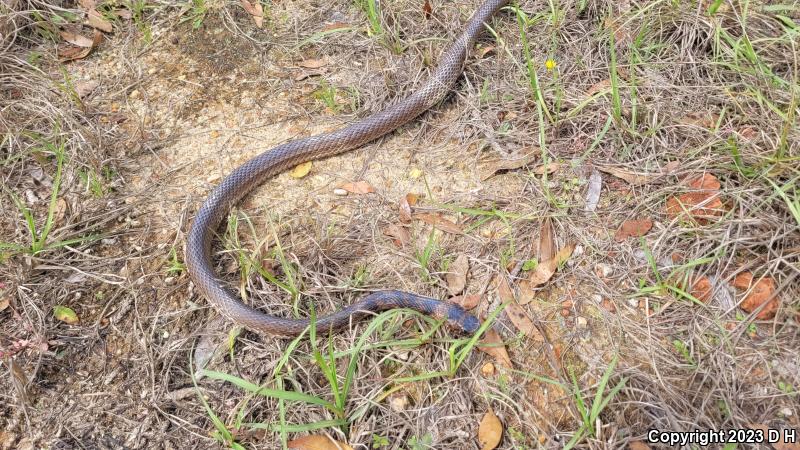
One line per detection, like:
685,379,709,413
185,0,508,336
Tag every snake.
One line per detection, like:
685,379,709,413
185,0,508,337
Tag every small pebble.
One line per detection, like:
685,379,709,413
628,298,639,307
129,89,140,99
780,407,792,417
595,263,613,278
333,188,348,196
576,316,588,328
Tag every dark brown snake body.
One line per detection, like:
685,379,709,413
185,0,508,337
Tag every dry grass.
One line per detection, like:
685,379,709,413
1,0,799,449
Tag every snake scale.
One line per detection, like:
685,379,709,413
185,0,508,336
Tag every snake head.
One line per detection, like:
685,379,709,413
445,306,481,334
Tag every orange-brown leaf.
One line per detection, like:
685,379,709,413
478,411,503,450
478,329,512,368
287,435,354,450
538,218,555,262
689,276,713,303
422,0,432,19
732,272,778,319
86,9,113,32
338,181,375,194
479,150,538,180
614,219,653,242
398,195,413,223
298,58,326,69
383,224,410,248
240,0,264,28
596,166,658,186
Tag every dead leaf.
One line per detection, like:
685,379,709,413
666,173,724,224
527,243,575,287
383,224,410,248
398,195,413,223
290,161,312,178
338,181,374,195
446,254,469,295
298,58,326,69
59,30,94,47
614,219,653,241
422,0,432,19
478,410,503,450
596,166,659,186
414,213,463,234
78,0,96,9
689,276,713,303
479,150,538,180
587,79,611,96
478,329,512,368
531,162,561,176
116,8,133,20
449,294,480,310
323,21,349,31
287,435,354,450
732,272,778,319
539,218,555,262
506,301,540,340
477,45,495,58
240,0,264,28
0,296,9,312
75,80,99,98
678,112,720,129
86,9,112,33
58,30,102,61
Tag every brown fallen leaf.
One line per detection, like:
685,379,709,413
59,30,95,47
732,272,778,319
240,0,264,28
287,435,354,450
298,58,326,69
496,275,539,339
538,218,555,262
678,112,720,129
666,173,725,224
628,441,651,450
383,224,410,248
596,166,660,186
479,149,538,180
74,80,99,98
398,195,413,223
0,296,9,312
449,294,480,310
477,45,495,58
86,9,113,33
446,254,469,295
614,218,653,242
527,243,575,287
531,162,561,176
323,21,349,31
587,79,611,96
414,213,463,234
689,276,713,303
478,329,512,368
478,410,503,450
290,161,312,178
338,181,375,194
58,30,102,62
78,0,96,9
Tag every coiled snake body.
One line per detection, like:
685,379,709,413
186,0,508,336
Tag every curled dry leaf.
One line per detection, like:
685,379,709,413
338,181,375,194
414,213,463,234
398,195,413,222
478,410,503,450
446,254,469,295
287,435,354,450
298,58,326,69
75,80,99,99
666,173,725,224
290,161,312,178
732,272,778,319
86,9,113,33
60,30,95,47
614,219,653,241
422,0,433,19
478,329,512,368
383,223,410,248
58,30,102,61
449,294,480,310
240,0,264,28
479,149,538,180
532,162,561,176
587,79,611,96
628,441,652,450
527,243,575,287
